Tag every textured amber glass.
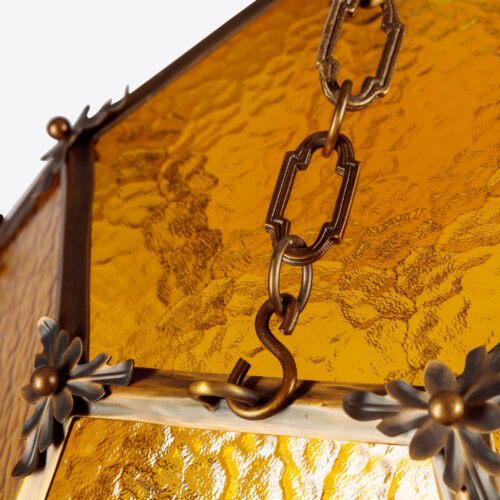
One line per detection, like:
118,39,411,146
48,418,438,499
64,0,500,497
90,0,500,385
0,186,61,499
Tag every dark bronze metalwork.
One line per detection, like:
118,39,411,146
56,137,95,361
189,132,359,414
13,317,134,478
266,132,360,266
316,0,405,111
323,79,352,158
225,299,298,420
343,343,500,497
268,235,312,317
188,2,402,419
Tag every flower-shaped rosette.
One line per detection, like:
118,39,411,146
36,89,129,196
343,343,500,499
13,317,134,478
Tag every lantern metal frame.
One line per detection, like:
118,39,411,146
0,1,496,499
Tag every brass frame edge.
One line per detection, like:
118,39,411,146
82,369,410,446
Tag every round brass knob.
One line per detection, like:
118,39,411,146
30,366,60,396
428,390,464,426
47,117,71,140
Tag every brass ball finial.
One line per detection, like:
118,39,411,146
30,366,60,396
47,117,71,140
428,390,464,426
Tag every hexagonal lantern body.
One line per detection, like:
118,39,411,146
1,1,499,499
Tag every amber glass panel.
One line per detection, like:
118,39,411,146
0,186,62,499
48,418,438,499
90,0,500,385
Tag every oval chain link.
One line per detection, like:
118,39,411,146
323,79,352,158
268,235,312,319
315,0,405,111
266,132,360,266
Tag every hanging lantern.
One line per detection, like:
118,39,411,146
1,0,499,499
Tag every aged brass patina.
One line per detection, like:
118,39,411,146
188,374,261,412
226,300,298,420
323,79,352,158
268,236,312,320
46,117,71,140
30,366,60,397
428,390,465,426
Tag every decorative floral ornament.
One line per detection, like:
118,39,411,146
13,317,134,478
343,343,500,499
35,89,129,197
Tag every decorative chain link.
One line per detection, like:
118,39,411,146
189,0,405,420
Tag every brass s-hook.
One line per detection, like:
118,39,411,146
225,298,298,420
187,239,310,420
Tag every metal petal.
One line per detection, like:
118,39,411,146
459,427,500,476
66,381,105,402
463,402,500,433
34,353,50,369
342,391,400,421
443,431,466,492
22,400,47,437
69,352,110,379
53,330,70,368
11,427,41,478
467,379,500,405
465,462,500,500
52,388,73,423
424,360,457,395
377,411,429,437
456,346,488,396
73,359,134,387
38,397,54,453
20,384,41,404
37,317,59,364
409,419,451,460
385,380,429,408
487,343,500,373
57,337,83,374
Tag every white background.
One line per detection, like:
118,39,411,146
0,1,253,217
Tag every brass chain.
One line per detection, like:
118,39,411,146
189,0,405,420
